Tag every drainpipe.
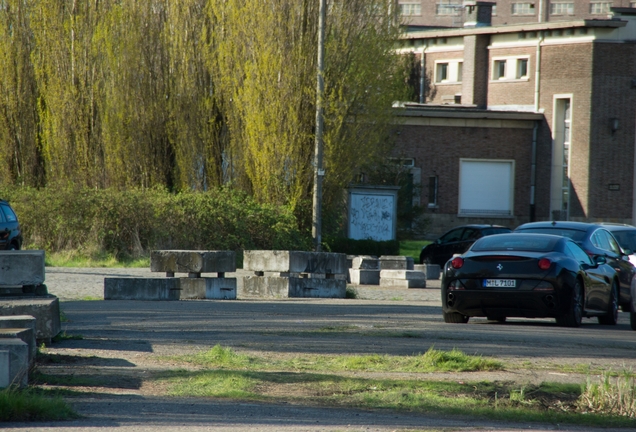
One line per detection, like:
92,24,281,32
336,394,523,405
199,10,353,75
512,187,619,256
530,121,538,221
534,32,543,112
420,42,427,104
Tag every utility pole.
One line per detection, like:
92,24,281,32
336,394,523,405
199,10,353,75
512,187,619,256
312,0,326,252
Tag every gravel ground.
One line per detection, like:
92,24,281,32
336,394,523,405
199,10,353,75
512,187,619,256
2,267,634,432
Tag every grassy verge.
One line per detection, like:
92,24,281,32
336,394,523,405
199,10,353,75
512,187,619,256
0,387,79,421
156,345,636,427
45,250,150,268
399,240,429,262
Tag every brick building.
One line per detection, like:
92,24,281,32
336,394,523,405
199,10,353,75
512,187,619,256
392,5,636,236
398,0,636,29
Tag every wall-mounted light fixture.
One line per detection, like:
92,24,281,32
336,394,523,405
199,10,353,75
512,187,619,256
610,118,620,134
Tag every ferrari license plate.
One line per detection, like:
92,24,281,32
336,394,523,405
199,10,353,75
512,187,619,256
483,279,516,288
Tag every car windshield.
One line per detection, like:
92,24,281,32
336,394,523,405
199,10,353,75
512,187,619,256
610,230,636,253
472,235,559,252
515,227,587,242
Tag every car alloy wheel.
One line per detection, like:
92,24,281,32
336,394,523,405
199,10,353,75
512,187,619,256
556,280,582,328
598,281,619,325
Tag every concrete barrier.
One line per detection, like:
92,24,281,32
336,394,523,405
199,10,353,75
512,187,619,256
104,278,181,300
151,250,236,277
244,251,347,275
414,264,441,280
0,339,28,388
179,278,237,300
0,296,60,344
0,316,37,366
0,250,45,286
243,276,346,298
379,256,414,270
0,328,35,367
349,269,380,285
380,269,426,289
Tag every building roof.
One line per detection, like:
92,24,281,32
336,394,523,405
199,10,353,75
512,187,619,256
396,103,544,121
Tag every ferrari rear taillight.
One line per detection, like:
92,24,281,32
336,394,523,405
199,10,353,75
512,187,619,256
451,257,464,269
538,258,551,270
448,280,465,290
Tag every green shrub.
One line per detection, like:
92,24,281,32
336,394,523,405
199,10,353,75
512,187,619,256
0,186,312,259
325,237,399,256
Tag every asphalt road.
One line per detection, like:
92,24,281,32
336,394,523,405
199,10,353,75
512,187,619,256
3,267,635,431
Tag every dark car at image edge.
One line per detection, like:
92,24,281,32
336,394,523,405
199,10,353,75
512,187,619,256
0,199,21,250
441,233,618,327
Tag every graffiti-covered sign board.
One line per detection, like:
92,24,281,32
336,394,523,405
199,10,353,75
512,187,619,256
347,186,399,241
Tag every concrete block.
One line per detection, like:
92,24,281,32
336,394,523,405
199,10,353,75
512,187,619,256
104,278,180,300
179,278,237,300
242,276,346,298
349,269,380,285
0,296,60,343
379,255,414,270
0,250,45,286
351,256,379,270
0,328,35,367
380,269,427,280
151,250,236,274
0,339,28,388
380,278,426,289
0,315,36,365
414,264,441,280
206,278,237,300
243,251,347,275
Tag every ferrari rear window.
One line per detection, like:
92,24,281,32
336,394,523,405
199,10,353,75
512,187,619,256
472,235,559,252
514,227,587,242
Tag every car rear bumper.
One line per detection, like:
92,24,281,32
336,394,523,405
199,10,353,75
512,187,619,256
443,289,564,318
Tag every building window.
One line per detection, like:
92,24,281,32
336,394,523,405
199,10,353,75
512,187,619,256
428,176,438,208
550,2,574,14
631,1,636,7
459,160,514,217
494,60,506,80
492,57,530,81
436,2,461,15
511,3,535,15
590,2,612,14
516,59,528,79
399,2,422,15
435,60,463,83
550,97,572,220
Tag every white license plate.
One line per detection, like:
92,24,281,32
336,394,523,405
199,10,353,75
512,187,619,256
483,279,516,288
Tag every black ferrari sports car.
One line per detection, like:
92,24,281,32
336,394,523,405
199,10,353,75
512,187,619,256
441,233,619,327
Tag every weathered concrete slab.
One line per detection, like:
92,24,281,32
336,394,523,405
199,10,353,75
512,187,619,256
379,256,414,270
243,276,346,298
0,315,36,365
380,278,426,288
0,296,60,343
380,269,427,280
151,250,236,274
0,328,35,367
0,250,45,286
244,251,347,275
104,278,180,301
179,278,237,300
414,264,441,280
0,339,28,388
351,256,379,270
349,269,380,285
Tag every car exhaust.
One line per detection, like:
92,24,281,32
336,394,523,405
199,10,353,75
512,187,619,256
447,292,455,307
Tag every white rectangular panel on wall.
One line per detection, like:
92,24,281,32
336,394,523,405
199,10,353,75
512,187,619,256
347,187,399,241
459,159,514,216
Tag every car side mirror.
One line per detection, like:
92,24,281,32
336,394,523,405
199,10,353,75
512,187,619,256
594,255,607,266
435,239,441,245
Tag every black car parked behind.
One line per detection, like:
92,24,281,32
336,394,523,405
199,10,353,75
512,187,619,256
0,199,22,250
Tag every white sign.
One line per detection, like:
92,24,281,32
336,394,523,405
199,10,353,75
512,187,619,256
348,190,397,241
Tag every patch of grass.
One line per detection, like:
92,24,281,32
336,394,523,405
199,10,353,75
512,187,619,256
175,345,503,374
345,286,358,299
52,332,83,342
399,240,430,262
59,310,69,323
578,370,636,418
318,325,359,332
0,387,79,421
45,250,150,268
31,371,110,388
390,297,403,301
157,369,634,427
80,296,103,301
